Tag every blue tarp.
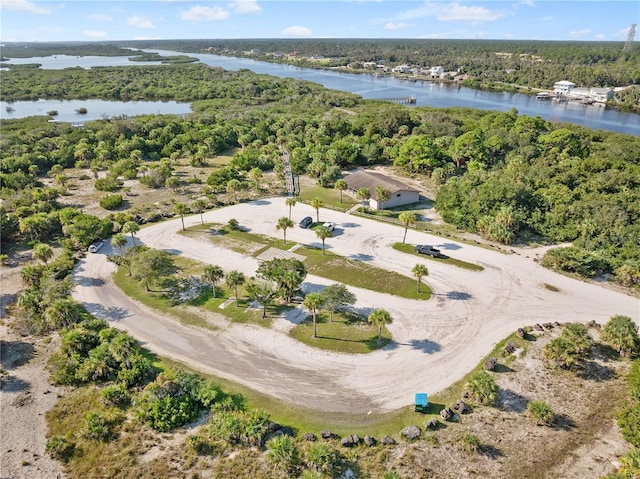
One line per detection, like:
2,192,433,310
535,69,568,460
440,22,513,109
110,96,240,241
415,393,428,407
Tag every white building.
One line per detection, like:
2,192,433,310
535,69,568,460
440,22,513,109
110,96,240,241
590,88,615,102
430,66,444,78
391,64,411,73
554,80,576,95
344,170,420,210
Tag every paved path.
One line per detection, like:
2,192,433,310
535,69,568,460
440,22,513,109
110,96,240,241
72,197,639,414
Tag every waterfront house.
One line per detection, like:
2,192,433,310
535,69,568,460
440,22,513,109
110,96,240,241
430,66,444,78
590,88,614,102
344,170,420,210
554,80,576,95
392,64,411,74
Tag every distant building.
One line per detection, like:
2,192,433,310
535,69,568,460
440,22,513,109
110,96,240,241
391,64,411,73
344,170,420,210
554,80,576,95
589,88,615,102
429,66,444,78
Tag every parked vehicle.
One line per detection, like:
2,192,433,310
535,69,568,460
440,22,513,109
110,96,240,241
88,241,104,253
299,216,313,228
415,245,441,257
322,222,336,232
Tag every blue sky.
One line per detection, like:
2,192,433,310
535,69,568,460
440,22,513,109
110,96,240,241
1,0,638,43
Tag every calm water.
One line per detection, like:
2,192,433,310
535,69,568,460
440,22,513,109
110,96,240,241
2,50,638,135
1,99,191,122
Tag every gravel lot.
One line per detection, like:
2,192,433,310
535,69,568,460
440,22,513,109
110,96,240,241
72,197,640,414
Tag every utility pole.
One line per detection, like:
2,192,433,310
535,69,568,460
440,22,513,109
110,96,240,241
623,24,636,52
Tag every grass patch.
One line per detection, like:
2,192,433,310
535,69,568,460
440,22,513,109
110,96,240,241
289,310,391,354
393,242,485,272
296,244,431,300
543,283,560,292
113,255,283,329
297,185,356,211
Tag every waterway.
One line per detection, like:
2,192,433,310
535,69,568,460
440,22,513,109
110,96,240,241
2,50,638,136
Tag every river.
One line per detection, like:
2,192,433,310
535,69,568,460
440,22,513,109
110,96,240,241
2,50,638,136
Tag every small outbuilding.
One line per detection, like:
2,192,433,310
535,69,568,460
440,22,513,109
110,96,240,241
344,170,420,210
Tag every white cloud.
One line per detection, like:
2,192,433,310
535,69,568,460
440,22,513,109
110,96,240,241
391,2,504,24
84,30,109,39
437,3,505,22
87,13,113,22
282,26,312,37
614,27,631,39
384,22,412,30
595,34,605,40
1,0,50,14
519,0,535,7
569,28,591,38
180,6,229,21
231,0,261,14
127,16,156,29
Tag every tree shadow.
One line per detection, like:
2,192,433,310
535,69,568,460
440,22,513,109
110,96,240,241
83,302,130,322
341,222,361,228
446,291,473,300
350,253,373,262
493,363,515,373
163,248,183,256
436,242,462,251
498,388,529,413
0,340,35,369
479,444,505,459
75,275,106,287
249,199,271,206
0,376,31,393
553,414,576,431
309,242,333,253
577,360,614,382
408,339,441,354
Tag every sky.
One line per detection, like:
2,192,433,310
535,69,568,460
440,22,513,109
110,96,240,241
0,0,638,43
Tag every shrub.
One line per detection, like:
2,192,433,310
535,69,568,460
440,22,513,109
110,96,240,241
99,194,124,210
305,442,336,474
45,436,75,462
462,433,481,453
601,315,640,356
101,384,131,408
187,434,215,456
266,435,300,474
78,410,123,441
465,371,498,405
618,402,640,448
227,218,240,230
94,175,122,192
528,400,554,425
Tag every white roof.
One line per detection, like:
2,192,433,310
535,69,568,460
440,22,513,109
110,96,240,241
554,80,576,86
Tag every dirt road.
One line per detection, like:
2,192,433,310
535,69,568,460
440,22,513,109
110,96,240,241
72,197,639,414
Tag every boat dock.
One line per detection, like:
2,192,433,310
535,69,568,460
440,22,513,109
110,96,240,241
379,97,417,104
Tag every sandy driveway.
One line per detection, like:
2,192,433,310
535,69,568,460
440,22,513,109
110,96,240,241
72,197,639,414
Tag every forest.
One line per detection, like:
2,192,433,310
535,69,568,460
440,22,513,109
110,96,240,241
3,39,639,110
2,61,639,288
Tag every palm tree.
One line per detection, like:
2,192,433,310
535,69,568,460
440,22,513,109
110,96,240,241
192,199,206,225
122,221,140,246
32,243,53,266
375,185,391,210
174,202,189,231
303,292,325,339
356,187,371,207
285,197,297,220
226,179,243,202
412,263,429,292
276,216,294,245
246,281,277,319
368,308,392,343
334,179,348,203
315,225,332,255
310,197,323,223
202,265,224,299
465,371,498,405
111,233,128,256
601,315,640,356
226,270,245,307
398,211,417,244
249,167,263,193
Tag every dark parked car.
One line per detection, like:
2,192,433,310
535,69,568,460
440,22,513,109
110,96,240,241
299,216,313,228
415,245,441,257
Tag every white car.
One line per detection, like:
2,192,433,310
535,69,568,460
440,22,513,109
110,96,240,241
88,241,104,253
322,222,336,232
